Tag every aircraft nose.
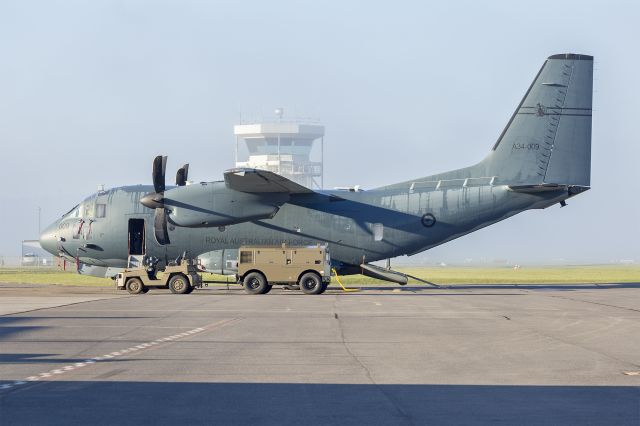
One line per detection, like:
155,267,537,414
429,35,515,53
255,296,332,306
39,222,59,256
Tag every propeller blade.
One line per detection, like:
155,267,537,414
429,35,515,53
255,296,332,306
175,163,189,186
154,208,170,245
152,155,167,194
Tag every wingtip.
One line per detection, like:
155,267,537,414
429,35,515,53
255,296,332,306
548,53,593,61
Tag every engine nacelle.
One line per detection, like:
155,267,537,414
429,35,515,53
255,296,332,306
164,182,288,228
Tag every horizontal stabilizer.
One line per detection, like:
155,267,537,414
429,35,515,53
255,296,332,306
508,184,590,197
508,184,567,193
224,168,315,194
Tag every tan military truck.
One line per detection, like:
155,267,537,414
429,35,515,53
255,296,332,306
115,257,202,295
237,244,331,295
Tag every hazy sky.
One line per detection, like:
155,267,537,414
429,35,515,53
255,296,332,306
0,0,638,263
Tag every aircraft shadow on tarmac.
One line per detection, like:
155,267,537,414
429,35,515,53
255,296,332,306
0,353,128,365
0,381,636,426
0,316,160,343
0,319,44,341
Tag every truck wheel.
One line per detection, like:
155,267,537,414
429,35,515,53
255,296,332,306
263,284,273,294
169,274,191,294
126,278,144,295
299,272,323,295
243,272,269,295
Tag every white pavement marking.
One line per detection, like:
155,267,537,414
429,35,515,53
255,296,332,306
0,326,209,392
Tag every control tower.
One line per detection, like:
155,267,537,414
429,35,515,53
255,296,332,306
234,109,324,189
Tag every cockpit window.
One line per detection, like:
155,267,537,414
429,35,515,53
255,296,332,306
62,204,80,219
83,203,94,218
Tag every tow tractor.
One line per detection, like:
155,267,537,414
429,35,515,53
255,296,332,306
115,255,202,294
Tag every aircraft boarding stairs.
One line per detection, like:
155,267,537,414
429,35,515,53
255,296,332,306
360,263,440,288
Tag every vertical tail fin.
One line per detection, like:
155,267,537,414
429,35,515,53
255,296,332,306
483,54,593,186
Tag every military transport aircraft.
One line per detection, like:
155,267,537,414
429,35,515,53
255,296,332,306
40,53,593,285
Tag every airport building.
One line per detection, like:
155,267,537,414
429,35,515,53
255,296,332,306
233,109,324,189
20,239,53,267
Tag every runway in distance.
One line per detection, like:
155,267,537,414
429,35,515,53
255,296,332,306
40,53,593,282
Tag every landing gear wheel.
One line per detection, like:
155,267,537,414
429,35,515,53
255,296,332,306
169,274,191,294
126,278,144,295
299,272,324,295
243,272,269,295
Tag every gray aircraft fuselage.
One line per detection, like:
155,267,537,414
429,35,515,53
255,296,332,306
41,182,570,272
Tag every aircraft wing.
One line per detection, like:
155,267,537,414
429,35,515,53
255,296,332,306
224,168,315,194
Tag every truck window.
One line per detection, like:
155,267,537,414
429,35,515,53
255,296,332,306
240,251,253,264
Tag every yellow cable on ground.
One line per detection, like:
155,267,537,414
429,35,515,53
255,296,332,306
331,268,360,292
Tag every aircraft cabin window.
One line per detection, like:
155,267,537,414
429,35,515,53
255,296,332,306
95,204,106,218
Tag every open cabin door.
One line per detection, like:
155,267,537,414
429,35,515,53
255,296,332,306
127,219,145,268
